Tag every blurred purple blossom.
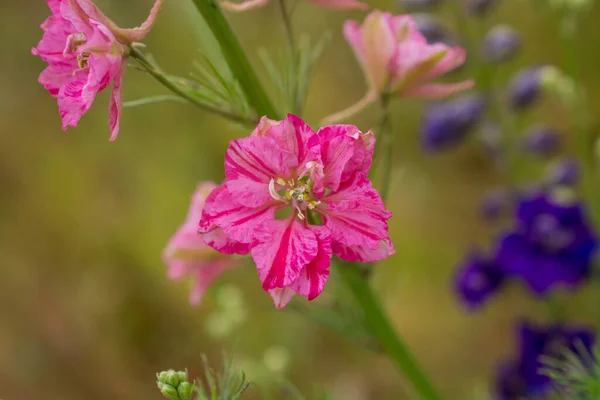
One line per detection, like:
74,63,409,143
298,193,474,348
494,321,595,400
420,94,486,151
483,25,521,63
522,125,561,156
507,67,544,111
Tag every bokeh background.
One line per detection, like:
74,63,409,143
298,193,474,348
3,0,600,399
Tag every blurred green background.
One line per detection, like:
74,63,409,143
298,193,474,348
3,0,600,399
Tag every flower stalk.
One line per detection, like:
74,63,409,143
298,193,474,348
189,0,281,119
337,262,443,400
129,47,254,125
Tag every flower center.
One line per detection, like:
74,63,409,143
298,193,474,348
269,177,320,221
64,32,91,73
532,214,574,252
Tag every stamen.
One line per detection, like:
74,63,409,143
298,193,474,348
76,52,90,70
276,177,287,186
269,178,286,202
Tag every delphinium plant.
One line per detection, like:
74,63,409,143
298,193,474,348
31,0,599,398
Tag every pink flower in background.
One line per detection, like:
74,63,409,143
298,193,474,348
199,114,394,308
164,182,239,306
323,10,474,123
221,0,367,12
32,0,163,141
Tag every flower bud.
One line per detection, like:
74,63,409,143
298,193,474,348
546,158,579,186
157,382,180,400
177,382,194,400
522,126,561,156
465,0,498,16
413,13,456,46
480,188,510,220
507,67,543,111
396,0,442,11
164,370,181,387
483,25,521,63
420,94,486,151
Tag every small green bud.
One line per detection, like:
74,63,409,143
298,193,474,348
176,370,188,384
177,381,194,400
540,66,578,106
164,370,181,387
157,382,180,400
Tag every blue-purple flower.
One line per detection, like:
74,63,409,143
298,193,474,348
507,67,544,111
413,14,456,46
495,191,597,295
483,25,521,63
420,94,486,151
455,249,505,309
494,321,596,399
522,125,561,157
547,158,580,187
465,0,497,16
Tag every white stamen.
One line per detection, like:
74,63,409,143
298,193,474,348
269,178,286,202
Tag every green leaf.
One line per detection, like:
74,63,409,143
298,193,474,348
123,95,189,108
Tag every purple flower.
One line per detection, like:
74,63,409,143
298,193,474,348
455,250,505,309
547,158,580,186
495,191,597,295
507,67,543,111
483,25,521,63
522,126,561,156
481,188,511,220
465,0,498,16
413,14,456,46
494,321,596,399
420,94,486,151
396,0,442,11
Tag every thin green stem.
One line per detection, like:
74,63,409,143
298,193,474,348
378,96,393,203
338,263,443,400
190,0,281,119
129,47,253,125
278,0,299,114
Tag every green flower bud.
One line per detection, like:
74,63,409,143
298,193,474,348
177,381,194,400
164,370,181,387
176,370,188,384
157,382,180,400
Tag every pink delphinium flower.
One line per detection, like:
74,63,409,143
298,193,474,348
32,0,163,141
221,0,367,12
323,10,474,123
164,182,239,306
199,114,395,308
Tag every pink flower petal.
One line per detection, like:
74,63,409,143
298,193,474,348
288,225,332,300
269,287,296,309
359,11,397,92
199,185,276,252
225,136,297,207
188,260,234,306
261,114,321,171
317,124,375,192
306,0,368,10
321,173,393,259
221,0,270,12
108,62,124,141
38,61,77,97
251,116,282,137
332,236,395,263
404,80,475,99
251,218,319,291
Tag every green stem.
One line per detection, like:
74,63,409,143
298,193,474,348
378,97,394,203
129,47,253,125
190,0,281,119
338,263,443,400
278,0,299,114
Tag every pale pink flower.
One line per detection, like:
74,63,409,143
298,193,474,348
164,182,239,306
221,0,367,12
323,10,474,123
32,0,163,141
199,114,394,308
